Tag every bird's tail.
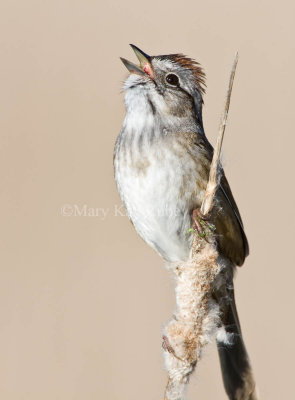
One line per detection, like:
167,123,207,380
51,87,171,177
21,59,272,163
215,273,258,400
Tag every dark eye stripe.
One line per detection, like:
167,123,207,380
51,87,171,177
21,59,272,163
166,73,179,86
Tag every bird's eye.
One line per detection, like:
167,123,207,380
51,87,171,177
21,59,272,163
166,74,179,86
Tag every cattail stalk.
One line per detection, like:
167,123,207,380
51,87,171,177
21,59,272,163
163,53,239,400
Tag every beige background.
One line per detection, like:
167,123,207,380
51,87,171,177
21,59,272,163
0,0,294,399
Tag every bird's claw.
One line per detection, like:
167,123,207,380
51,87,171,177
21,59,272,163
162,335,175,355
192,208,215,242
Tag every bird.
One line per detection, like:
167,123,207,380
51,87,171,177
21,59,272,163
114,44,256,399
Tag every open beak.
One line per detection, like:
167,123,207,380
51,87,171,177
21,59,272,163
120,44,153,77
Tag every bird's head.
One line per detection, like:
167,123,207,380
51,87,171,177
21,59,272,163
121,45,206,130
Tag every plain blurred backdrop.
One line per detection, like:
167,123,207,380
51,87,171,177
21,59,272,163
0,0,294,399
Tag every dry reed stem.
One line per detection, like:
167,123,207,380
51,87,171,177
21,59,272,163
201,51,239,216
163,53,239,400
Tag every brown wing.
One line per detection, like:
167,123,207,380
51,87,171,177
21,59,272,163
195,134,249,266
212,173,249,266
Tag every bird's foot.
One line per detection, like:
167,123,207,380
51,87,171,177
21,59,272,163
162,335,175,355
191,208,215,241
162,335,183,361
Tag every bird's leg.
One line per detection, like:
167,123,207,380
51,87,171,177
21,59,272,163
162,335,176,355
192,208,215,241
162,335,185,362
192,208,208,236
